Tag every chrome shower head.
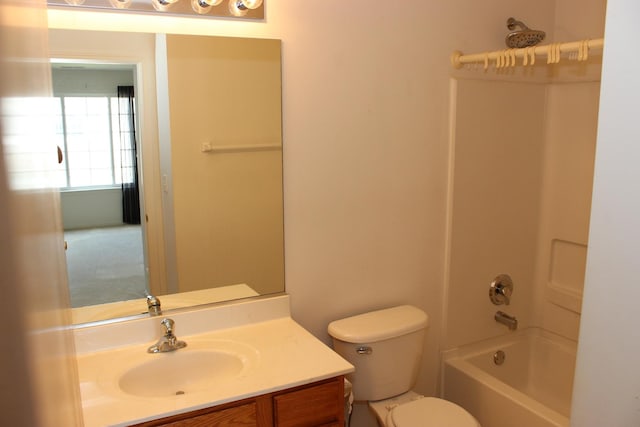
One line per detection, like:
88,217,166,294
505,17,545,48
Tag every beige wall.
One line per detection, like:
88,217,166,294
162,34,284,295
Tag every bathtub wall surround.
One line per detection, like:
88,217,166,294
442,9,604,425
444,79,546,348
533,81,600,339
445,36,603,352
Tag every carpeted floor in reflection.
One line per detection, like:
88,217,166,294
65,225,148,308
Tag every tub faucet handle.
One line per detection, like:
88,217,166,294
489,274,513,305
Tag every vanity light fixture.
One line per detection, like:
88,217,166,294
53,0,265,19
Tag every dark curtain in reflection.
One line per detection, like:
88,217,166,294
117,86,141,225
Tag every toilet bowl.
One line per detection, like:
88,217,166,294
328,305,480,427
369,391,480,427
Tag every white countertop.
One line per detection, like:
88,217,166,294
74,295,354,427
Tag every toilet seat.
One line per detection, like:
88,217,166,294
388,397,479,427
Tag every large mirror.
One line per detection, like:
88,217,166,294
48,29,284,325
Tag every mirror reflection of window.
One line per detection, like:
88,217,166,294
52,64,149,308
53,96,124,188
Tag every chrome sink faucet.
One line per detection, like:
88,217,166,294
147,318,187,353
146,295,162,316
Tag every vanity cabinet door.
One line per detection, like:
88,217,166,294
129,377,343,427
132,394,272,427
159,402,257,426
273,377,344,427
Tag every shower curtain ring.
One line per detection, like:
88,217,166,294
530,46,536,65
578,40,584,61
583,39,590,61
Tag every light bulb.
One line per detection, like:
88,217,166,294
151,0,178,11
192,0,223,14
109,0,132,8
241,0,262,9
228,0,248,16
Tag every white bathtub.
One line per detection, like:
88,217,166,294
442,328,577,427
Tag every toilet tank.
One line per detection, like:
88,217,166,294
328,305,428,401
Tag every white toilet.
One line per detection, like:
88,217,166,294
328,305,480,427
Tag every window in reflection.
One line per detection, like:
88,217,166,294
53,96,127,188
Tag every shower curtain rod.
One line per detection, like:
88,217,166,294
451,38,604,70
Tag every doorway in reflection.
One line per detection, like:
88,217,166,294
53,62,149,306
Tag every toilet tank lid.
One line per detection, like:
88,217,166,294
328,305,428,343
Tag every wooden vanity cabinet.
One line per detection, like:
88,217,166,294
131,376,344,427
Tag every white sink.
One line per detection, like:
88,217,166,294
96,338,260,399
74,296,355,427
119,349,245,398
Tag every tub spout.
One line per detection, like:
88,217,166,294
495,311,518,331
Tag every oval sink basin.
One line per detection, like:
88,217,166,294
118,350,244,398
94,339,261,399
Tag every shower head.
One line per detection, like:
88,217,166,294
505,17,546,48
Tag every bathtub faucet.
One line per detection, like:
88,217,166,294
495,311,518,331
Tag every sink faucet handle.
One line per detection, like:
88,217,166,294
489,274,514,305
148,318,187,353
146,295,162,316
160,318,175,336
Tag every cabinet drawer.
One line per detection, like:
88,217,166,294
273,379,343,427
